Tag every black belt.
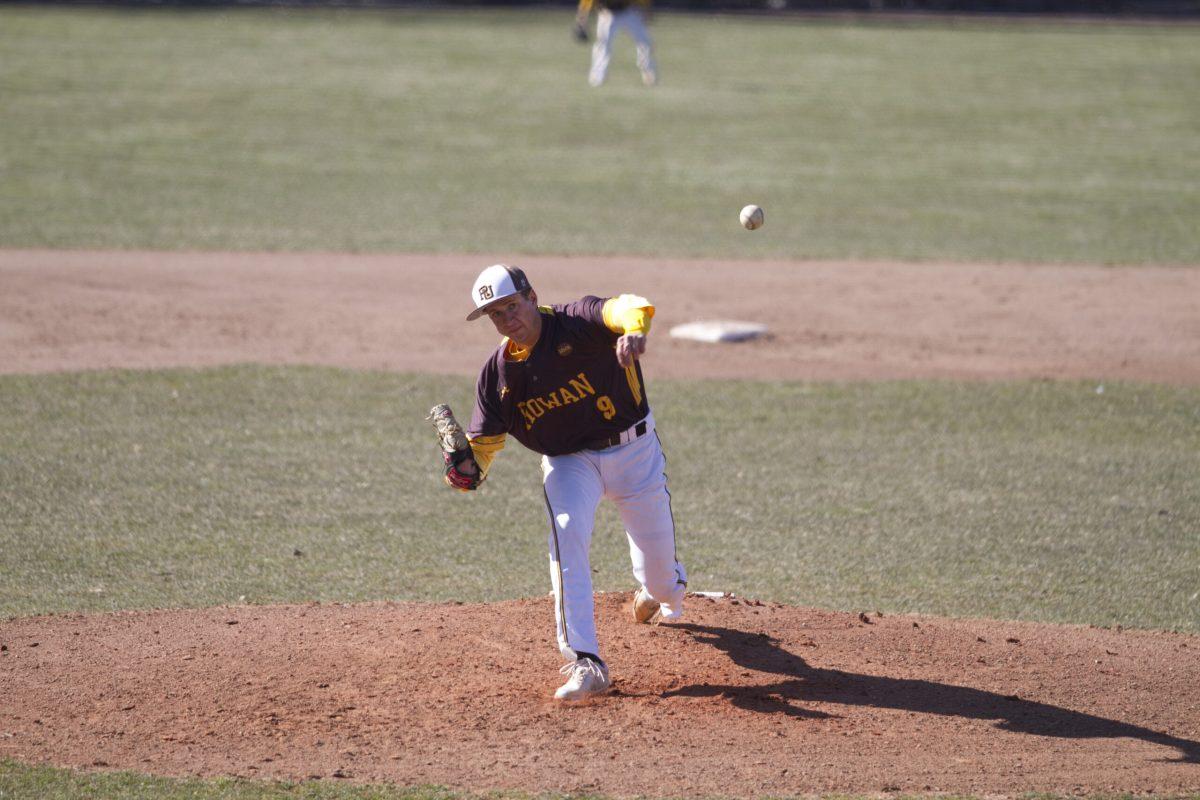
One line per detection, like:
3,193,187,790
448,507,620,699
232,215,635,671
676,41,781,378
587,420,647,451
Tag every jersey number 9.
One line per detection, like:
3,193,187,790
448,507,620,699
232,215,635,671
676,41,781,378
596,395,616,420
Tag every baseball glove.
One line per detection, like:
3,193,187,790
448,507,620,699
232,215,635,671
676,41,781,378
427,404,482,491
573,21,589,43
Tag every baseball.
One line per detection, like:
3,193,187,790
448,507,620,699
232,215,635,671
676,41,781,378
739,204,764,230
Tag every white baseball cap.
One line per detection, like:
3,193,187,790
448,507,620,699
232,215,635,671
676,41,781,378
467,264,532,321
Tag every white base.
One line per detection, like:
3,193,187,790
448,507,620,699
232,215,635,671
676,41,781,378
668,321,767,343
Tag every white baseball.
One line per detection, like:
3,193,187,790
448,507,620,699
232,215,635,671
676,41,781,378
739,204,764,230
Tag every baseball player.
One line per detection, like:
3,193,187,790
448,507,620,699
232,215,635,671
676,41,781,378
433,264,686,701
574,0,658,87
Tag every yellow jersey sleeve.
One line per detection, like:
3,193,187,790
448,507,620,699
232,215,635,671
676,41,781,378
468,433,506,479
601,294,655,335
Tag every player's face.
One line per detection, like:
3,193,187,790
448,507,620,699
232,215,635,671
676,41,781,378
486,291,541,346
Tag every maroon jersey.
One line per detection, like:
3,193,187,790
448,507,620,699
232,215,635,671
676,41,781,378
468,296,650,456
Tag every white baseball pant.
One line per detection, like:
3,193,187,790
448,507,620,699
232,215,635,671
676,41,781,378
542,412,686,662
589,7,658,87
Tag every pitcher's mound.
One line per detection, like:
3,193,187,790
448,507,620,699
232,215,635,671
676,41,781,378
2,593,1197,796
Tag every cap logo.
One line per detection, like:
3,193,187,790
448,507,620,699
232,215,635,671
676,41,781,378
478,285,494,301
557,343,573,356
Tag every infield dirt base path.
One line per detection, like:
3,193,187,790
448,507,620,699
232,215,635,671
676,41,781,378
3,249,1199,383
1,249,1199,796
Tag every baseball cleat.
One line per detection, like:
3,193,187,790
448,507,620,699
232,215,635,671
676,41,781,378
554,658,611,701
631,586,661,624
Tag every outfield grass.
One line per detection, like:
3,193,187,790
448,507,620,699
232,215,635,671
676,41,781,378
2,366,1196,632
1,7,1198,264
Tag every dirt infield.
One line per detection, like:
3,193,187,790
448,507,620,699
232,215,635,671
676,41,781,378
2,595,1197,795
3,249,1199,383
2,249,1199,795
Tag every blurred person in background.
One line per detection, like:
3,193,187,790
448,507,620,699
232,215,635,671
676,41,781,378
574,0,658,87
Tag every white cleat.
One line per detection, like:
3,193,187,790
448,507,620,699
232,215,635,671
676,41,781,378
554,658,611,701
632,586,661,624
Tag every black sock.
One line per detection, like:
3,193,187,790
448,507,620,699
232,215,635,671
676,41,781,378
575,651,604,667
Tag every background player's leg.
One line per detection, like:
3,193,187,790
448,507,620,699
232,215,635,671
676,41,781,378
542,452,604,660
626,10,658,85
588,9,616,87
601,430,686,618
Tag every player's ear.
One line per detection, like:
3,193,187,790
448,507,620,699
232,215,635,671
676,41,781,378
527,289,538,306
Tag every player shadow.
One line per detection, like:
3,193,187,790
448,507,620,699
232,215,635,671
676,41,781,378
665,623,1200,764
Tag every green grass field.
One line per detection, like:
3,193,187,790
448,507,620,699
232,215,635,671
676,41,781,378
3,367,1196,632
0,760,462,800
1,6,1198,264
1,761,1195,800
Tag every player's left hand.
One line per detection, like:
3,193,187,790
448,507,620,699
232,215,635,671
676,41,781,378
428,404,483,491
616,333,646,368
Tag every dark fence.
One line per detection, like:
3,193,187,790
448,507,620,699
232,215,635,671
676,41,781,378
10,0,1200,15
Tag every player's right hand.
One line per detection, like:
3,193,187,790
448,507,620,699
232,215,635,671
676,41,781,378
616,333,646,368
